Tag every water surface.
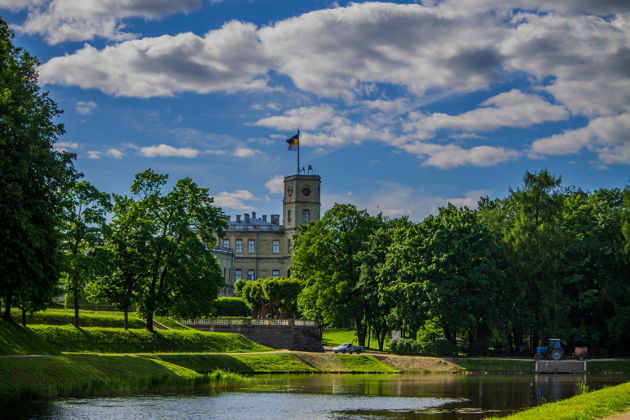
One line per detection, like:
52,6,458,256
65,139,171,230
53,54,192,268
3,373,629,419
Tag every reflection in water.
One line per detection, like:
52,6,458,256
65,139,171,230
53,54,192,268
1,373,628,420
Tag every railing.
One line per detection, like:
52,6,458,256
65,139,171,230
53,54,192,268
181,318,317,327
227,225,284,232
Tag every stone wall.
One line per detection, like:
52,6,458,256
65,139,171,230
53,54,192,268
183,319,324,352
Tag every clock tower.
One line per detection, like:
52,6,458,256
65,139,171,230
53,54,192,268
283,174,321,238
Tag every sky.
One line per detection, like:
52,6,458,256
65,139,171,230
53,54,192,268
2,0,630,221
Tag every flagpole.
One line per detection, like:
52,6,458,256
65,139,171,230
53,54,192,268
297,129,300,175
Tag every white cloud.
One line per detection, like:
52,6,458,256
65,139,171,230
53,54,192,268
264,175,284,194
253,105,335,131
53,141,79,152
9,0,202,44
405,90,568,138
213,190,258,211
233,147,262,158
139,144,199,158
259,3,507,99
105,148,124,159
75,100,98,115
86,150,101,159
449,0,630,15
530,112,630,164
39,21,271,97
401,142,520,168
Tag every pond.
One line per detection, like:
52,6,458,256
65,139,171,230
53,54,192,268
3,373,629,419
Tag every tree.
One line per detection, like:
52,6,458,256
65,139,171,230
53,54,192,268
504,170,564,353
130,169,226,331
0,19,76,322
293,203,380,346
356,217,409,350
85,194,149,329
240,277,302,318
59,180,111,327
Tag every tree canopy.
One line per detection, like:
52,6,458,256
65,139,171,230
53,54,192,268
0,18,76,321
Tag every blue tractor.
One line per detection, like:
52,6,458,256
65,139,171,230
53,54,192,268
534,338,565,360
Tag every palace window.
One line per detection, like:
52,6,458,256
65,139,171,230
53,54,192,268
235,269,242,280
248,239,255,254
223,239,230,249
303,209,310,223
247,270,255,280
272,240,280,254
272,270,280,278
235,239,242,253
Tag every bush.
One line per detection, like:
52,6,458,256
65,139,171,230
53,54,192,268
213,297,251,317
389,338,457,357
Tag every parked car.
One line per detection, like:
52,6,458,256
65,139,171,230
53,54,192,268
332,343,365,354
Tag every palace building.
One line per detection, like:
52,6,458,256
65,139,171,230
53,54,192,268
214,172,321,296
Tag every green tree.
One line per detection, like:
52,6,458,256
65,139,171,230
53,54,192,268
0,18,76,321
504,170,564,353
356,217,409,350
130,169,226,331
240,277,302,318
414,205,502,350
293,203,379,346
59,180,111,327
85,194,150,329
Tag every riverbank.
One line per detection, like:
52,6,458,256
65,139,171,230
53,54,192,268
0,354,243,402
489,380,630,419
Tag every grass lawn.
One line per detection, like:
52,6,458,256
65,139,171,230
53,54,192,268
450,358,535,372
28,324,270,353
153,352,400,374
489,380,630,419
322,328,390,351
0,354,243,402
0,321,60,355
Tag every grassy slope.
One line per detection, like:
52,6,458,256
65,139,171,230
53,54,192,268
154,352,400,374
0,321,60,355
11,308,147,329
0,354,242,402
29,325,270,353
490,381,630,420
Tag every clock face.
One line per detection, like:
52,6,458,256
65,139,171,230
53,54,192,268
302,187,311,196
287,186,293,197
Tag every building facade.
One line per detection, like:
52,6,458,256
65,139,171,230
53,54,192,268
215,173,321,296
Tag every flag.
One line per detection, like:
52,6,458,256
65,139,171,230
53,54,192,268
286,133,299,151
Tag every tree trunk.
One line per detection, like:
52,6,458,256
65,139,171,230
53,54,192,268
2,295,12,322
355,317,366,347
123,307,129,330
73,293,80,328
146,313,154,332
21,308,26,326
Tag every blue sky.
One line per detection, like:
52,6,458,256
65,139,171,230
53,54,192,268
2,0,630,220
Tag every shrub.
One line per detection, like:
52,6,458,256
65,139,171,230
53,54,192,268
213,297,251,317
388,338,456,357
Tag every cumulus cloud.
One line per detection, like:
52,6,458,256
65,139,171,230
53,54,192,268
39,21,271,97
401,142,520,168
258,3,507,99
405,90,568,138
9,0,202,44
105,148,124,159
86,150,101,159
264,175,284,194
213,190,257,211
253,105,335,131
530,112,630,164
75,100,98,115
233,147,262,158
53,141,79,152
139,144,199,158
